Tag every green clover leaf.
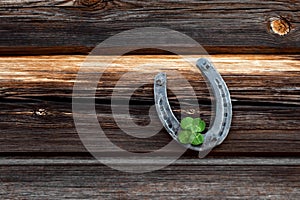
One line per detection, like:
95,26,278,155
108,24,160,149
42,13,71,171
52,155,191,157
178,130,193,144
180,117,193,130
192,118,206,133
190,132,204,145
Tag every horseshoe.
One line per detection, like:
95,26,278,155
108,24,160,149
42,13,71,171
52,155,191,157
154,58,232,158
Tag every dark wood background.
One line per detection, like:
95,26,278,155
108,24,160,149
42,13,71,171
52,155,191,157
1,0,300,54
0,0,299,199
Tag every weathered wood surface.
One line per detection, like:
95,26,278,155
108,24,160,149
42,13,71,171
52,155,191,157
0,55,299,156
0,0,300,54
0,158,299,199
0,54,299,199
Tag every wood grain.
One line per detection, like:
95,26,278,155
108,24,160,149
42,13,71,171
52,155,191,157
0,158,299,199
0,55,299,156
0,0,299,54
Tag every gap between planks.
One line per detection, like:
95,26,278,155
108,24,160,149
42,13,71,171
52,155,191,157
0,158,299,166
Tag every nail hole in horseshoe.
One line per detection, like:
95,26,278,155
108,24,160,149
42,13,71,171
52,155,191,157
159,98,163,106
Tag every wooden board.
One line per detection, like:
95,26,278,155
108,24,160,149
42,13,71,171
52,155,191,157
0,55,299,156
0,158,299,199
0,0,300,54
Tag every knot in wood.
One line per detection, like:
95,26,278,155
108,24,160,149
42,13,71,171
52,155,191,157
33,108,47,116
269,17,291,36
74,0,109,8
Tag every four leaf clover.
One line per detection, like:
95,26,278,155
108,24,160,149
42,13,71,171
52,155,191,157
178,117,206,145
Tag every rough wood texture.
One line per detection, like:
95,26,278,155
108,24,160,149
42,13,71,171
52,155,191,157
1,54,299,198
1,1,300,198
0,158,299,199
0,55,299,156
0,0,300,54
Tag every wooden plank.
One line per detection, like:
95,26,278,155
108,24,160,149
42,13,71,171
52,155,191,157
0,55,299,156
0,158,299,199
0,0,299,54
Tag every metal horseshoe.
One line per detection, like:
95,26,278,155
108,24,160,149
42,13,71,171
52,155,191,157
154,58,232,158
